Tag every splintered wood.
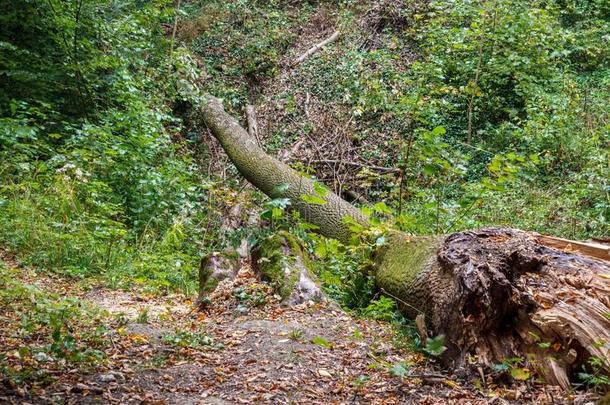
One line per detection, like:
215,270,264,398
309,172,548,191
532,232,610,262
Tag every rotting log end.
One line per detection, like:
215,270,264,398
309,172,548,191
380,227,610,387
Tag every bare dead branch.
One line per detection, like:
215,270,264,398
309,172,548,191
292,31,340,66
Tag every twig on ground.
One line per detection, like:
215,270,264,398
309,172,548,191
292,31,340,66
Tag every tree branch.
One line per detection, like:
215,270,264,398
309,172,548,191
292,31,340,66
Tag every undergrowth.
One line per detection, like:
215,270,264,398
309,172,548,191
0,262,110,386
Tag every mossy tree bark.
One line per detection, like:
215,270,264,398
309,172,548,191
200,94,610,388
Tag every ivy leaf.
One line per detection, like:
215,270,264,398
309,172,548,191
423,334,447,357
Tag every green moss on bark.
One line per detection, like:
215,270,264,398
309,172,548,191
254,231,313,300
374,231,444,316
200,95,368,244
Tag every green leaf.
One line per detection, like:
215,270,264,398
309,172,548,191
301,194,327,205
389,363,409,378
313,182,329,197
431,126,446,136
423,335,447,357
510,367,531,381
361,206,373,218
423,164,437,176
314,243,327,258
299,222,320,231
311,336,332,349
373,202,392,215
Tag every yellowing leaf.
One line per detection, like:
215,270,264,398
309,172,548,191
129,334,149,344
510,367,530,381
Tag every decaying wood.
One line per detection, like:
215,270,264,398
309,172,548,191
292,31,340,66
415,314,428,348
200,95,610,388
532,232,610,262
418,228,610,388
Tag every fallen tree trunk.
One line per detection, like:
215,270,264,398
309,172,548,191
199,94,610,388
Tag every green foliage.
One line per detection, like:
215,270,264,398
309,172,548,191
232,285,267,309
422,335,447,358
311,233,375,310
136,309,149,325
577,356,610,391
188,0,309,108
162,329,218,350
311,336,333,349
398,0,609,237
260,0,609,239
389,362,410,379
0,263,110,385
0,0,212,293
361,296,399,322
289,329,304,341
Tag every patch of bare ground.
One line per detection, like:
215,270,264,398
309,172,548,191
1,255,601,404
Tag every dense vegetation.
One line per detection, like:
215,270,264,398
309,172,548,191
187,0,608,238
0,0,608,390
1,0,608,303
1,0,608,294
0,0,213,293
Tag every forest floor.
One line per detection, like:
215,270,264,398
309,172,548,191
0,254,601,404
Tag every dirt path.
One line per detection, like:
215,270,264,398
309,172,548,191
78,266,479,404
2,257,600,404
